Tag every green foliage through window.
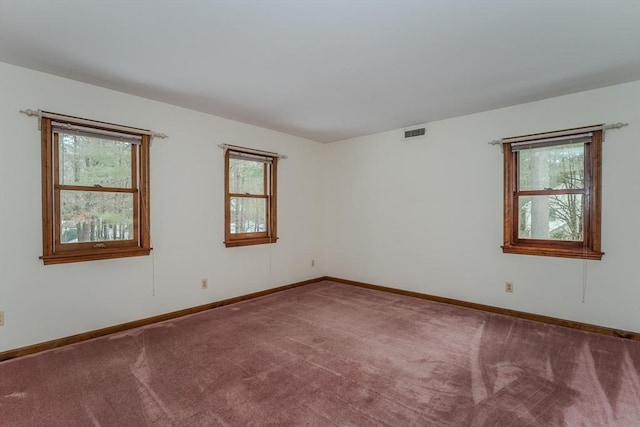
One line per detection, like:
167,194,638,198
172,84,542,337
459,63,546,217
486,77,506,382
58,133,134,244
40,113,151,264
224,148,278,247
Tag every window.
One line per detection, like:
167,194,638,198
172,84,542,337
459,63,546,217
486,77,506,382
40,114,151,264
502,126,603,260
224,146,278,247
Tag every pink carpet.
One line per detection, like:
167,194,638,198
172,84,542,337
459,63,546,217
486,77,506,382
1,281,639,426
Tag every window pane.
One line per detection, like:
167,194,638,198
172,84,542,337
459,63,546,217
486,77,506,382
518,195,583,241
58,133,133,188
230,197,267,233
60,190,134,243
229,159,265,195
518,143,584,191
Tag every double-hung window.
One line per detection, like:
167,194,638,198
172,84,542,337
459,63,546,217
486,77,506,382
502,126,603,260
40,114,151,264
224,146,278,247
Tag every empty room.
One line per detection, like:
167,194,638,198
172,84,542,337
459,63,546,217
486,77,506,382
1,0,639,426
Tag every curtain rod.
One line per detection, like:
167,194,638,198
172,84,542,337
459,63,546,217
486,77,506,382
20,109,168,140
487,122,628,146
218,144,288,159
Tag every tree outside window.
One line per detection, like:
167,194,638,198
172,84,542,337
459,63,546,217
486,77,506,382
502,127,602,260
40,115,151,264
224,147,278,247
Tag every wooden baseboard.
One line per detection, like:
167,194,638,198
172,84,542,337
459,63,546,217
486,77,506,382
0,276,326,362
326,276,640,341
3,275,636,362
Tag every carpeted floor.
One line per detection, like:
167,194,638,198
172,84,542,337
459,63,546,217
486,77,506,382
1,281,639,426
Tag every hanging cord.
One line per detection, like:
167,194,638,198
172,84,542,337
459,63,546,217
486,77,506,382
151,246,156,297
581,237,588,303
269,244,272,278
582,256,587,303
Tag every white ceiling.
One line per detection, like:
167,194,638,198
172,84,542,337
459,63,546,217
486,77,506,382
1,0,639,143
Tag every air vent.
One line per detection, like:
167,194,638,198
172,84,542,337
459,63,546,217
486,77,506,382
403,124,427,141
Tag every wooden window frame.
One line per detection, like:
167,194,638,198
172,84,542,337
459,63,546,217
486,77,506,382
40,116,151,264
224,147,278,248
502,128,603,260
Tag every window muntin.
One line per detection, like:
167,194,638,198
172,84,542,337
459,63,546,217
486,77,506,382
41,117,151,264
224,148,277,247
502,128,602,260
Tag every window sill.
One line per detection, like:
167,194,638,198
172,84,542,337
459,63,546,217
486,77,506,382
40,247,152,265
224,237,278,248
502,244,603,260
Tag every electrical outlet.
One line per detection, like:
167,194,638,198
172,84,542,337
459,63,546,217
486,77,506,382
0,310,4,326
311,259,315,267
505,282,514,293
201,279,208,289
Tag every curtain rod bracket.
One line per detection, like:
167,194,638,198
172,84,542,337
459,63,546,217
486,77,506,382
488,139,504,152
151,132,168,142
604,122,628,130
20,108,42,130
601,122,628,142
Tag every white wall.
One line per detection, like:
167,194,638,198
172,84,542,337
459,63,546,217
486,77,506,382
323,81,640,333
0,63,326,352
1,63,638,354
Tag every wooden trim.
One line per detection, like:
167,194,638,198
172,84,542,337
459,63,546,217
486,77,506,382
139,134,151,250
53,131,62,250
501,124,604,144
228,231,269,241
228,193,269,199
41,118,54,257
224,149,231,244
55,185,136,193
502,129,603,260
503,145,514,250
53,239,140,255
40,247,152,265
501,244,603,260
589,130,602,254
517,188,585,196
42,110,152,135
0,277,326,362
224,237,278,248
40,116,152,264
270,157,278,242
224,148,278,248
6,275,634,361
326,276,640,341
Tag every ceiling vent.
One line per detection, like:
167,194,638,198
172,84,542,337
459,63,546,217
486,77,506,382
403,124,427,141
